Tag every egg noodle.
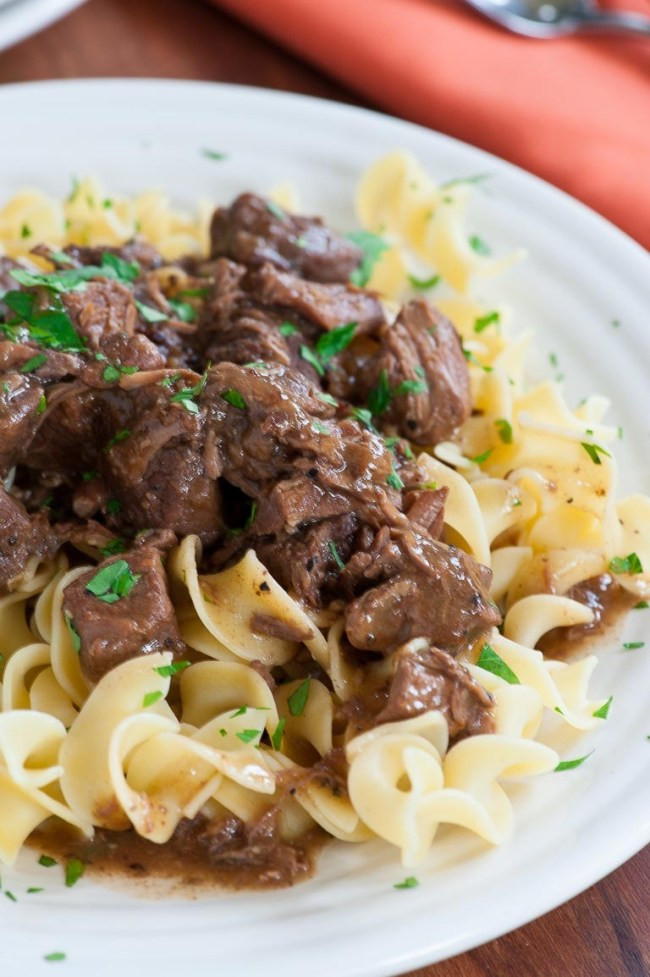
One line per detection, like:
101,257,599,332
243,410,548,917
1,152,648,873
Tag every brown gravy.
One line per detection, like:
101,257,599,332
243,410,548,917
537,573,637,660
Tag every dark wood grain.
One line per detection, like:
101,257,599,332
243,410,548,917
0,1,647,974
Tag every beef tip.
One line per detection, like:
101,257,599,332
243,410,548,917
254,513,360,607
0,341,83,382
343,526,500,656
63,280,138,348
0,372,44,475
205,307,292,369
204,362,402,528
0,487,59,593
61,241,163,272
248,262,385,334
62,547,184,684
209,192,363,284
376,642,494,739
404,486,448,538
98,372,223,543
80,333,165,387
378,300,471,445
25,381,100,474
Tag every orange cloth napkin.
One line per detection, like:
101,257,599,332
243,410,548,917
210,0,650,248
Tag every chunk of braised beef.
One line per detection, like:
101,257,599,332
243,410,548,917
25,381,101,474
60,241,163,272
254,513,360,607
62,547,184,684
63,280,138,348
0,487,59,594
80,333,165,388
378,300,471,445
0,372,45,475
248,262,385,334
342,526,500,655
203,362,402,528
376,642,495,738
404,485,448,538
209,192,363,284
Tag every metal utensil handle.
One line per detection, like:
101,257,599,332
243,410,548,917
578,10,650,34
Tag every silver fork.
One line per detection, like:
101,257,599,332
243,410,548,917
463,0,650,37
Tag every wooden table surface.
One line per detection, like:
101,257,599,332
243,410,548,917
1,1,648,974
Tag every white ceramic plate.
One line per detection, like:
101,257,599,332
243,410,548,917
1,79,649,977
0,0,86,52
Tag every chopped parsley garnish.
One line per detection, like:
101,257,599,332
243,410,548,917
349,407,377,433
462,346,493,372
244,501,258,531
201,149,228,160
221,388,247,410
266,200,286,220
315,321,357,362
470,448,493,465
10,251,139,293
469,234,491,256
98,538,127,557
21,224,31,238
102,198,113,209
311,420,330,435
623,641,645,651
179,287,210,298
169,370,208,413
101,252,139,282
167,298,197,323
407,273,440,291
634,600,649,610
549,352,559,368
102,364,121,383
153,661,191,677
386,468,405,491
44,952,66,962
368,368,392,416
328,540,346,571
2,291,85,352
580,442,610,465
288,678,311,717
476,643,520,684
161,372,182,388
235,729,261,744
609,553,643,575
474,311,500,333
347,230,390,287
394,876,419,889
279,321,298,336
27,887,43,894
63,613,81,653
64,858,85,888
135,300,168,323
394,378,428,396
38,855,57,867
142,691,164,708
230,706,248,718
4,891,17,902
85,559,140,604
384,436,414,460
300,345,325,377
440,173,491,189
271,717,286,751
593,696,612,719
19,353,47,373
495,418,513,444
104,429,131,453
555,752,593,772
106,498,122,515
36,394,47,415
317,391,338,407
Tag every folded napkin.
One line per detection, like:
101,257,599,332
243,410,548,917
210,0,650,248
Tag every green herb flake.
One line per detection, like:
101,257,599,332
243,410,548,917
470,448,493,465
271,717,286,751
201,149,228,161
440,173,491,189
244,501,258,531
347,230,390,287
633,600,649,610
219,728,228,737
317,391,338,407
474,311,500,333
278,321,298,336
19,353,47,373
64,858,85,888
142,690,164,708
386,469,405,491
21,223,31,239
27,887,44,894
349,407,377,433
469,234,491,256
580,442,611,465
235,728,261,744
230,706,248,718
328,540,346,572
98,538,127,557
316,321,357,362
300,345,325,377
394,378,428,396
104,429,131,453
311,421,330,435
266,200,285,220
135,300,168,324
85,559,140,604
169,369,209,413
462,346,493,372
36,394,47,415
102,364,121,383
4,890,17,902
609,553,643,575
593,696,613,719
106,498,122,515
408,273,440,291
368,368,392,416
167,298,196,323
63,613,81,653
44,952,66,962
495,418,513,444
476,643,520,684
38,855,57,868
622,641,645,651
153,661,191,678
394,876,419,890
288,678,311,717
102,198,113,209
3,290,85,352
555,752,593,772
221,388,247,410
